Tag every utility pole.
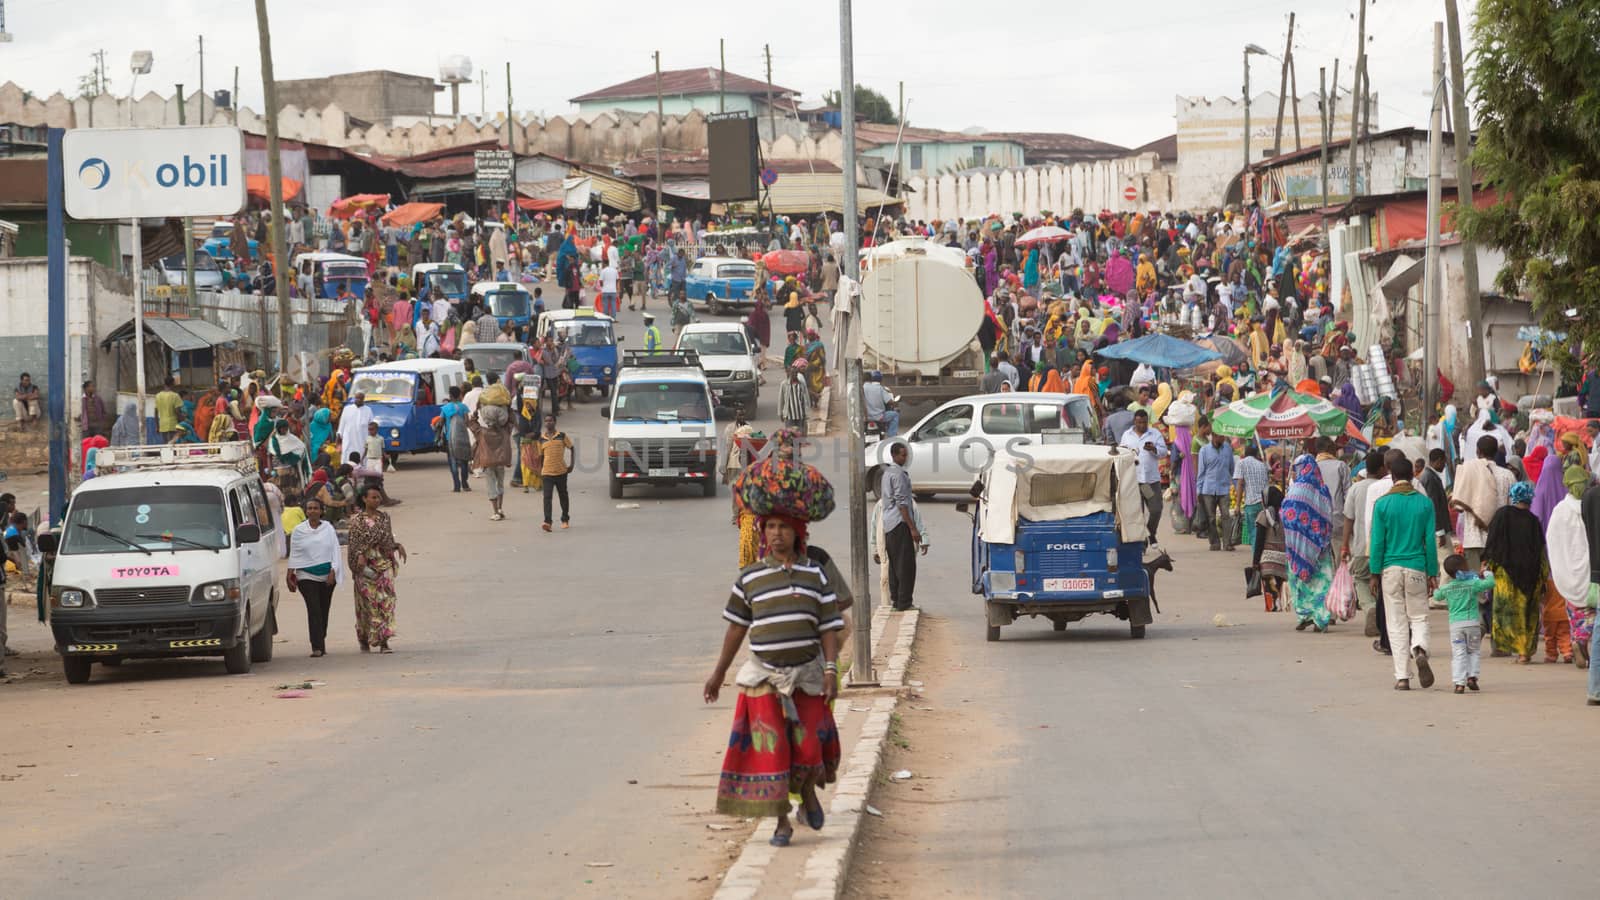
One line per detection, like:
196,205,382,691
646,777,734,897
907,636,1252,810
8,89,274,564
232,66,239,125
253,0,290,372
1242,47,1251,177
1423,22,1444,420
1445,0,1484,387
1289,51,1302,150
505,61,514,153
1273,12,1295,155
176,84,196,310
654,51,664,222
840,0,873,687
718,39,726,113
1349,0,1368,197
764,43,775,138
198,35,205,123
1319,66,1330,212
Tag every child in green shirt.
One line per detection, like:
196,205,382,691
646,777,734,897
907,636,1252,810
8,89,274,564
1433,554,1492,693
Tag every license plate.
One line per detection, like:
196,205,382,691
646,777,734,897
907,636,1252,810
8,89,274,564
574,377,597,385
648,467,685,478
1043,577,1094,591
953,369,981,379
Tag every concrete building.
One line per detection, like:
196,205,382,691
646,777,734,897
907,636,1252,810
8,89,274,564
275,70,443,125
570,68,798,119
1175,91,1378,209
1250,127,1458,212
856,124,1026,178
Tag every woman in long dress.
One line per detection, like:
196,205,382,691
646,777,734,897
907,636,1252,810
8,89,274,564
1283,453,1336,632
286,497,341,657
346,482,406,653
1254,473,1289,613
1483,480,1545,663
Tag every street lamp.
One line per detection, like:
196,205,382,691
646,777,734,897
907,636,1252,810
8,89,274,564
1243,43,1271,178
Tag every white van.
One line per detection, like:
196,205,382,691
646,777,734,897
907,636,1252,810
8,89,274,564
48,442,281,684
601,351,718,499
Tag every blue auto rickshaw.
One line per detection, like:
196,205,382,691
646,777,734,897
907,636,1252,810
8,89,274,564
349,359,467,455
538,310,620,399
412,263,470,311
473,282,533,341
960,444,1165,641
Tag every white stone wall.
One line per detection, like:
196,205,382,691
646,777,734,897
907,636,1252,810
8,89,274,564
903,154,1175,222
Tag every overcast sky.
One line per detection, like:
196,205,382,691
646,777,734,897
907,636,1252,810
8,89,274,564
4,0,1458,148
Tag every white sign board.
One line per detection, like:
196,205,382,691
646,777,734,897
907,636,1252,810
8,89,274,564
63,126,246,220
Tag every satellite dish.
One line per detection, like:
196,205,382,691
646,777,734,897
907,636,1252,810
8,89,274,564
439,55,473,84
130,50,154,75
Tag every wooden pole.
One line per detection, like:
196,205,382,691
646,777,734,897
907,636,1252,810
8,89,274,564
1349,0,1368,195
654,51,664,221
1289,50,1302,150
1445,0,1484,387
253,0,290,371
1272,12,1295,155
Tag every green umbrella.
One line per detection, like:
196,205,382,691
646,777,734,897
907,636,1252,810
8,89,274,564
1211,390,1349,440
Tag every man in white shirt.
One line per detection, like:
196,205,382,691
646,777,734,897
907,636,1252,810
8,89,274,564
599,261,619,318
1118,409,1167,543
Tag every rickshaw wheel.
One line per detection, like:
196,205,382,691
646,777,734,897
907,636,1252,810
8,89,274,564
985,623,1001,642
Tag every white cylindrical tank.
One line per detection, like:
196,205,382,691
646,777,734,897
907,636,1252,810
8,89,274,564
859,249,983,376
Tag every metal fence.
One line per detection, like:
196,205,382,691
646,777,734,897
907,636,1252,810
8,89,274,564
187,289,357,378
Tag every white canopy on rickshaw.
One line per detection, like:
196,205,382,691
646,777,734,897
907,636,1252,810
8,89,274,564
979,444,1148,546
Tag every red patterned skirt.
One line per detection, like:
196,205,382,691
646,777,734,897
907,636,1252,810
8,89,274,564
715,687,841,817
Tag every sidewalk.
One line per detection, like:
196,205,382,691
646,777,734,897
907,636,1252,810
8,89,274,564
713,604,920,900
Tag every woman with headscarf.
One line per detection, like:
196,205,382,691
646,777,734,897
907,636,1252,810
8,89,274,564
347,481,406,653
1022,246,1040,297
207,412,235,445
1560,431,1589,472
1541,463,1591,663
1027,365,1049,393
1483,480,1546,663
1254,459,1290,613
1523,445,1550,485
744,299,771,353
1283,454,1336,632
1578,478,1600,673
804,329,827,397
270,418,310,487
110,401,142,447
286,494,341,658
1334,382,1365,429
1530,448,1567,527
305,406,335,462
1071,361,1096,397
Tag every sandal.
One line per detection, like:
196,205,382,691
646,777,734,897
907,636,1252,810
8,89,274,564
1454,685,1465,694
359,642,371,654
769,829,791,847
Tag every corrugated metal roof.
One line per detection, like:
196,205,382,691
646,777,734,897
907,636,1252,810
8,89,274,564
571,68,798,103
101,316,243,352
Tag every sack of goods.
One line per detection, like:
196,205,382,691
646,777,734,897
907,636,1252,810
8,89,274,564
1164,400,1199,427
479,383,512,407
733,448,836,522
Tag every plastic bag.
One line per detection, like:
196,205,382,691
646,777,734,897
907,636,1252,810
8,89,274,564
1328,561,1356,622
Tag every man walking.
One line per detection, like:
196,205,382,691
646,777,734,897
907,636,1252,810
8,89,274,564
880,442,921,611
1235,444,1270,548
1343,450,1388,653
538,415,573,532
154,376,183,444
1195,429,1235,551
1118,410,1166,542
780,362,810,433
1369,455,1440,690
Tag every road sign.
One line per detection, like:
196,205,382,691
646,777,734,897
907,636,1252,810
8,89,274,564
475,150,515,201
62,126,245,220
760,167,778,187
1123,184,1138,202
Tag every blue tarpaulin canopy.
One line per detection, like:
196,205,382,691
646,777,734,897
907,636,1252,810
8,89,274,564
1093,333,1222,369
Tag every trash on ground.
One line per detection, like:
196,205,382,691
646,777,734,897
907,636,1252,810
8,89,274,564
585,861,614,868
275,690,309,698
865,805,884,817
706,823,735,831
615,503,642,510
889,770,913,782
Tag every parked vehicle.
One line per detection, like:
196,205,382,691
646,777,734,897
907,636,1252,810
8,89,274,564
865,391,1100,496
685,256,762,315
201,228,259,262
48,442,281,683
157,250,225,290
293,252,369,300
674,321,760,413
601,350,718,498
471,281,534,341
349,358,468,455
961,444,1161,642
412,262,470,309
537,309,620,397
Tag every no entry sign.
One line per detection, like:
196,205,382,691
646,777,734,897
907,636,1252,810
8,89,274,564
1123,185,1138,202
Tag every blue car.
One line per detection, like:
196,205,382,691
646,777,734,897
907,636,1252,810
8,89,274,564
349,359,467,455
964,444,1161,641
685,256,761,315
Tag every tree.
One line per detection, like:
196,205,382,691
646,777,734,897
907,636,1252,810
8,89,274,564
1455,0,1600,376
821,84,898,125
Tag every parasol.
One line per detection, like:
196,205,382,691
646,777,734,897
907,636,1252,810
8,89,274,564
1015,225,1071,247
1211,390,1349,440
328,194,390,219
1094,333,1222,369
1192,335,1249,368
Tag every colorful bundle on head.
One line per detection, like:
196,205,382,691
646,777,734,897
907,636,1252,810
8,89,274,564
732,435,835,523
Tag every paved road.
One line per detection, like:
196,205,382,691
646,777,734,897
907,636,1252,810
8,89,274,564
1,297,799,900
847,508,1595,898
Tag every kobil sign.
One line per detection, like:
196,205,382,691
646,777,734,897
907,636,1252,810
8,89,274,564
474,150,515,201
63,126,245,220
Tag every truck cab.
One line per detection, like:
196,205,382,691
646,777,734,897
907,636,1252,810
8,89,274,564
601,350,718,499
674,322,760,413
48,442,281,683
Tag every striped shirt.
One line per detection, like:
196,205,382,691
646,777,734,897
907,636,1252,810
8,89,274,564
779,379,810,424
724,557,844,667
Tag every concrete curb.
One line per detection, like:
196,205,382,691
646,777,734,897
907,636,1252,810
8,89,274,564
713,607,920,900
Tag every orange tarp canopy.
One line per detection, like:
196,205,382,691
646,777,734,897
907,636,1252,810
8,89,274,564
516,197,562,212
381,202,445,227
246,174,302,202
329,194,390,219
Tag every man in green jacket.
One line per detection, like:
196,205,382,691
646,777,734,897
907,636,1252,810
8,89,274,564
1369,454,1441,690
